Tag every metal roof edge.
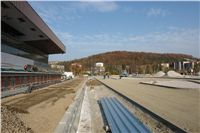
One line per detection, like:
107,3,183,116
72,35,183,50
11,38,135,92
9,1,66,53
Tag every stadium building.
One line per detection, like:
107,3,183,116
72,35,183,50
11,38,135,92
1,1,66,97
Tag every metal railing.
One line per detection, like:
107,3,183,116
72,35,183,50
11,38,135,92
100,97,151,133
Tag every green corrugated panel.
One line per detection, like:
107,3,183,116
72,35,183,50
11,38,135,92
19,76,22,84
24,76,27,84
30,76,32,83
4,78,8,90
11,77,15,87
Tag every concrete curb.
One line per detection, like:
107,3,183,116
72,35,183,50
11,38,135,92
54,80,87,133
139,82,185,89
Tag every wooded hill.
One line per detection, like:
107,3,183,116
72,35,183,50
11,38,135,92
57,51,196,74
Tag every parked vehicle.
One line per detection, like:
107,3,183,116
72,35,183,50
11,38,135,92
119,70,129,79
62,72,74,80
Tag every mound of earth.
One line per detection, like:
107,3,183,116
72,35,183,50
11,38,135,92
153,71,165,77
167,70,183,77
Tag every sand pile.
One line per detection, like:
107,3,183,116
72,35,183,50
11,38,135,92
167,70,183,77
153,71,165,77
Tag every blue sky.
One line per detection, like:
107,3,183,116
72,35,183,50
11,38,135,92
29,1,200,61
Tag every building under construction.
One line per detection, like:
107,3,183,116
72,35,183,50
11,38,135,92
1,1,66,97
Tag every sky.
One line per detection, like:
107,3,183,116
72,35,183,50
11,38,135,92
29,1,200,61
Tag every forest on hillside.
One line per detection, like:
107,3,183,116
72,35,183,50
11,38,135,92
56,51,197,74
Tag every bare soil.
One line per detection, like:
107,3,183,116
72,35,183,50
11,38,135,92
1,77,85,133
1,105,33,133
98,77,200,133
86,78,102,88
87,79,173,133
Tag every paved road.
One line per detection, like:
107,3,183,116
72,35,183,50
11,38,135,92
98,77,200,133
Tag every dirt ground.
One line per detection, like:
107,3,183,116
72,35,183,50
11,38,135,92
1,105,33,133
1,77,85,133
84,78,174,133
2,77,199,133
98,77,200,133
87,80,105,133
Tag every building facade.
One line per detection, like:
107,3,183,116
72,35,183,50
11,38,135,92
1,1,66,97
1,1,65,71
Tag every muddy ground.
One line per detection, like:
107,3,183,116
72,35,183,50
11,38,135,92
1,77,85,133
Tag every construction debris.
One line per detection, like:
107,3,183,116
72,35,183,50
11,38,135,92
1,105,33,133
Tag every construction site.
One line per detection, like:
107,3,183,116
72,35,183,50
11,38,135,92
2,76,200,133
1,1,200,133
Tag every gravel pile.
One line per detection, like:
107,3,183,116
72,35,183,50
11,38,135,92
153,71,165,77
167,70,183,77
1,105,33,133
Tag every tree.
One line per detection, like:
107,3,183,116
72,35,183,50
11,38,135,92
145,65,153,74
122,64,126,70
194,62,200,73
71,63,82,76
138,66,145,74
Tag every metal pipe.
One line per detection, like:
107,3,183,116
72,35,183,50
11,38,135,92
100,97,151,133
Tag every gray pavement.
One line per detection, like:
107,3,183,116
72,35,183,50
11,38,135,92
140,80,200,89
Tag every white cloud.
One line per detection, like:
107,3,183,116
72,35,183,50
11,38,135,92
147,8,169,17
128,28,199,57
76,1,119,12
168,26,180,31
55,31,73,42
49,28,199,61
53,27,199,58
129,36,145,41
29,1,119,31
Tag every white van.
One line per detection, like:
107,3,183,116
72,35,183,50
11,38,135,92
62,72,74,80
